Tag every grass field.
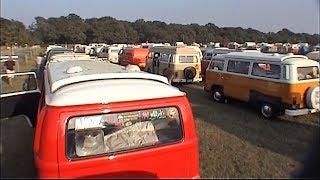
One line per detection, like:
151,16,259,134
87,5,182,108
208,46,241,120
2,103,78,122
1,46,40,73
179,83,319,178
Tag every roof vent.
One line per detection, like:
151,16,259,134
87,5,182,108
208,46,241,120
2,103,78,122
125,65,140,72
287,53,294,56
66,66,83,74
273,53,279,56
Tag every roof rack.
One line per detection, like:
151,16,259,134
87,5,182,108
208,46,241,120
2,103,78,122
223,52,308,62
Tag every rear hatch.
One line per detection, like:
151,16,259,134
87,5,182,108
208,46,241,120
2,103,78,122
57,96,199,178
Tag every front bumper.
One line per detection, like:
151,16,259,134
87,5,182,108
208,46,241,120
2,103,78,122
172,77,202,83
285,108,319,116
108,58,118,63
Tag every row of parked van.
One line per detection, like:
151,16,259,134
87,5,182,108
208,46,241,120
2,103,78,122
81,43,320,119
83,43,319,120
46,44,320,119
1,42,319,178
85,44,204,84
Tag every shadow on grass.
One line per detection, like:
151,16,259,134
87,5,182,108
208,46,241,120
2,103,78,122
178,83,319,163
0,115,36,178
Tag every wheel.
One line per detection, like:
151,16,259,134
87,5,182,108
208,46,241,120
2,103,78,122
212,88,224,103
260,102,274,119
184,67,196,80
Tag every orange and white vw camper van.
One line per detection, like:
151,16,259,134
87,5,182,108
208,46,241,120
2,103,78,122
205,52,320,118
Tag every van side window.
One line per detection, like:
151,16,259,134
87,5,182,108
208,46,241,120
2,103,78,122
297,66,320,80
283,65,287,79
169,55,174,63
252,63,281,79
160,53,170,62
209,59,224,71
227,60,250,74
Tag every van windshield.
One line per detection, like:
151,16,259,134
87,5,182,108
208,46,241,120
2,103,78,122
297,66,320,80
205,53,212,60
179,55,198,63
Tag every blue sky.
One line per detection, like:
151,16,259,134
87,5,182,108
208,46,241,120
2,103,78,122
1,0,319,34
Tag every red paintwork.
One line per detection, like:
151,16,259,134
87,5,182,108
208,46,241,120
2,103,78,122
118,48,150,70
33,96,199,178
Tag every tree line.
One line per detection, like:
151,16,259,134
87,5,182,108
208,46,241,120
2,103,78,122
1,13,319,46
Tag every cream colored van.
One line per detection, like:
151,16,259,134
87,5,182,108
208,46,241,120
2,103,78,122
97,46,122,63
145,46,202,83
204,52,320,118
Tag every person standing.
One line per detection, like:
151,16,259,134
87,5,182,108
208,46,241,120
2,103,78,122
4,46,16,87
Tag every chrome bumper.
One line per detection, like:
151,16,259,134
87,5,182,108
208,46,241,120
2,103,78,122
172,77,202,83
285,108,319,116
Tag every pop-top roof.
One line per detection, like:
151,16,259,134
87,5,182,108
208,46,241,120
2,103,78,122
223,52,308,62
50,53,98,62
47,60,169,93
151,46,197,54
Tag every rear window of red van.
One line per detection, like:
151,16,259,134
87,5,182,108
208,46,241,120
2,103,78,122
66,107,183,159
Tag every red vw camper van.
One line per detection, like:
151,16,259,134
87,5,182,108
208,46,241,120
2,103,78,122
1,58,199,178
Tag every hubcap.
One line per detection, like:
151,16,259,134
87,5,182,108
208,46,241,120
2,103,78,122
213,91,221,101
261,104,272,118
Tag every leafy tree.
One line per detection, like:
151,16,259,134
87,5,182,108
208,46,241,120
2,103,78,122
0,18,34,45
1,14,319,46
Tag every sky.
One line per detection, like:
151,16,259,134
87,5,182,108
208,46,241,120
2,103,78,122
1,0,319,34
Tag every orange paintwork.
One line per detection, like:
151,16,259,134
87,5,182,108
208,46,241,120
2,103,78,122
118,48,150,70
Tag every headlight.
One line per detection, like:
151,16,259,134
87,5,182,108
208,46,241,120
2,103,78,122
66,107,183,159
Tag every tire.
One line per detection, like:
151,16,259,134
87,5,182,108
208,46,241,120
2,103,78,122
306,86,320,110
260,102,274,119
184,67,196,80
212,88,224,103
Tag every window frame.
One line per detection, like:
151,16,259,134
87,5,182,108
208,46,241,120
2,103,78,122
226,60,251,75
178,55,198,63
297,66,320,81
208,58,225,71
159,53,170,62
251,62,281,79
65,106,185,160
